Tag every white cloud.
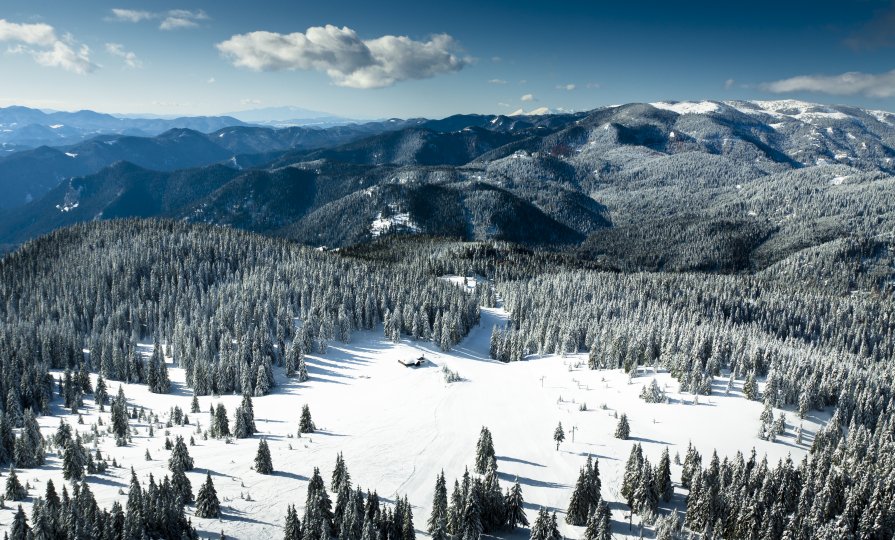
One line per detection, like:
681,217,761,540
520,93,535,102
107,8,208,31
724,78,735,90
105,42,141,68
109,9,153,23
31,41,95,74
240,98,262,106
497,102,510,107
555,83,576,91
216,24,468,89
585,82,600,89
0,19,95,74
488,78,507,84
761,70,895,98
207,77,216,84
0,19,56,46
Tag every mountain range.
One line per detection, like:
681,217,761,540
1,99,894,271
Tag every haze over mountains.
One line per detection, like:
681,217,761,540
2,99,894,272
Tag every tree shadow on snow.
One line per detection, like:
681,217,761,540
496,455,545,468
272,470,308,482
629,435,671,445
498,471,568,490
86,475,127,489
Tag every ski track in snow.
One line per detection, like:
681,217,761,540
1,276,830,538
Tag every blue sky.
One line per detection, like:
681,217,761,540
2,0,895,118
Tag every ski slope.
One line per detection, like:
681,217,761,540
1,277,829,538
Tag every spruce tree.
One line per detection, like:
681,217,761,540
171,464,193,503
505,481,528,529
169,436,194,471
195,473,221,518
299,404,315,434
95,375,108,411
553,422,565,450
614,413,630,440
656,447,673,502
530,508,551,540
566,464,592,526
474,427,496,475
62,438,86,481
284,504,302,540
255,439,273,474
428,471,448,535
9,504,29,540
5,467,26,500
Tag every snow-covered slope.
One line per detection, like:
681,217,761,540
1,279,828,539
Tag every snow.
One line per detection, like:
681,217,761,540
649,101,720,115
869,110,893,124
831,175,850,186
370,210,419,238
1,284,828,539
55,202,79,212
727,100,849,122
49,124,64,129
507,107,551,117
65,152,78,158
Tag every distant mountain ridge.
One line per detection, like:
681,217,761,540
2,100,894,271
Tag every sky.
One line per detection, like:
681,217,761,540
2,0,895,119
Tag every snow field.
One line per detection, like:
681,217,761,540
2,286,827,538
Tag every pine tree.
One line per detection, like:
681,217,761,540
284,504,302,540
195,473,221,518
168,436,194,471
191,394,200,414
9,504,29,540
171,464,193,503
530,508,552,540
211,403,230,438
505,481,528,529
95,375,108,411
111,386,129,444
332,452,350,492
621,443,643,507
566,464,592,526
656,447,673,502
615,413,630,440
460,482,483,540
62,438,86,481
428,471,449,535
474,427,495,475
255,439,273,474
553,422,565,450
5,467,26,500
303,467,334,540
299,404,315,434
447,480,463,536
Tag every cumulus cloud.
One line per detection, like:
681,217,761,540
724,78,736,90
555,83,575,91
105,42,141,68
216,24,468,89
761,70,895,98
520,93,535,102
108,8,208,31
0,19,95,74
